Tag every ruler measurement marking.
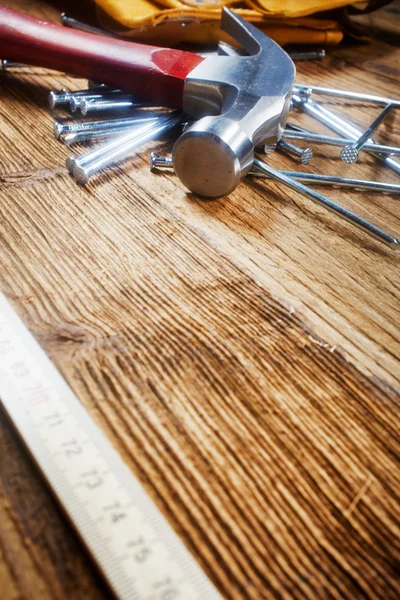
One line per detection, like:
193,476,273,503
0,294,222,600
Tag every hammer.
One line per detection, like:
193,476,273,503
0,6,295,197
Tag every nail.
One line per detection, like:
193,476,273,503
49,86,118,109
278,140,313,164
54,112,165,139
1,59,26,69
293,84,400,108
253,158,399,248
341,103,394,163
282,130,400,157
79,98,146,115
60,12,118,38
62,125,150,145
292,95,400,176
288,50,325,61
150,153,173,171
69,112,183,184
150,153,400,194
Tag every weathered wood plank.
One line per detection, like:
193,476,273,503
0,1,399,598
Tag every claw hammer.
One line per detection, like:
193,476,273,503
0,6,295,196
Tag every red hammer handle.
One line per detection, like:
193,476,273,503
0,6,204,107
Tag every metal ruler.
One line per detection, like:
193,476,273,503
0,292,222,600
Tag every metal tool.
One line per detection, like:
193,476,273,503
252,158,399,247
282,130,400,157
149,153,400,194
294,84,400,108
293,95,400,176
277,140,313,164
70,112,183,184
172,10,295,197
340,103,394,163
0,292,222,600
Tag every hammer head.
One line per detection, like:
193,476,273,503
172,8,295,197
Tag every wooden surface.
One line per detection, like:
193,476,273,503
0,1,399,598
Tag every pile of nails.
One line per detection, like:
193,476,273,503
2,41,399,247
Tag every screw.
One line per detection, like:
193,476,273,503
253,158,399,248
278,140,313,164
68,112,183,184
293,84,400,108
341,103,394,163
150,153,400,195
293,95,400,176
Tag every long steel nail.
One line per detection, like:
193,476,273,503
282,130,400,157
79,98,147,115
293,95,400,176
1,59,26,69
62,125,155,145
150,153,400,194
294,84,400,108
341,103,394,163
49,86,118,109
70,112,183,184
289,50,325,61
54,112,166,139
252,158,399,247
278,140,313,164
60,13,118,37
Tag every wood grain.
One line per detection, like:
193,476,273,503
0,1,399,598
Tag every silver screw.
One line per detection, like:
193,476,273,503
149,153,400,194
293,95,400,176
54,112,165,139
293,84,400,108
68,112,183,185
253,158,399,248
340,103,394,163
282,130,400,157
278,140,313,164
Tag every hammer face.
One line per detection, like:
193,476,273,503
173,115,254,197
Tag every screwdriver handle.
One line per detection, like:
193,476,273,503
0,6,204,107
